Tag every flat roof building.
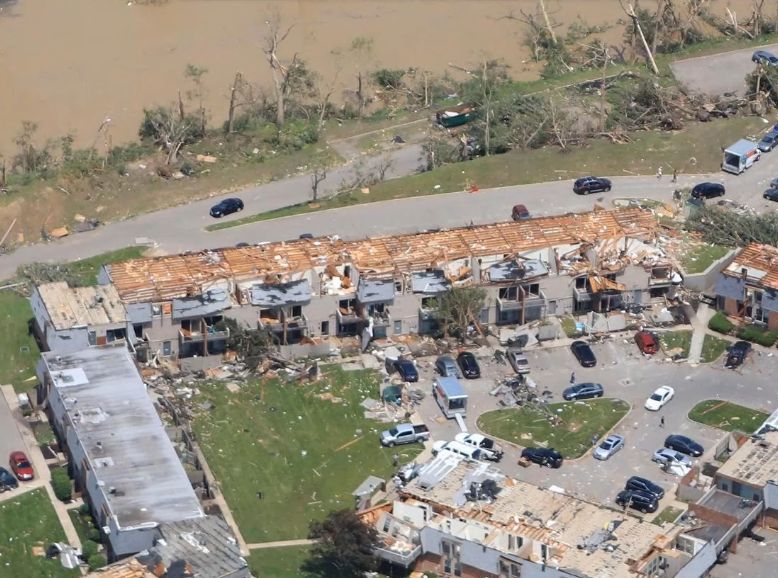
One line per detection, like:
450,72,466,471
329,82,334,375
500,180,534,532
39,346,204,557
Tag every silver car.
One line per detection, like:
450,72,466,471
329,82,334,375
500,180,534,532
435,356,460,378
652,448,692,468
506,349,530,374
593,434,624,460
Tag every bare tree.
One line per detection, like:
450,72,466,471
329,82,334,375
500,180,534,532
621,2,659,74
349,37,374,117
375,154,395,181
264,17,295,128
184,64,208,135
139,106,195,164
310,167,327,201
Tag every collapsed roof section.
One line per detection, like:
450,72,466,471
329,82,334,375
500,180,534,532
106,208,659,303
722,242,778,290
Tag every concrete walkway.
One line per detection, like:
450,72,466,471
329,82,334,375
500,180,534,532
246,539,318,550
0,385,82,549
687,303,715,365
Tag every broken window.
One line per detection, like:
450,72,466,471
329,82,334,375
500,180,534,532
289,305,303,318
420,296,437,309
338,299,356,313
87,331,97,346
499,286,519,301
575,276,588,290
320,320,329,335
499,559,523,577
442,540,462,576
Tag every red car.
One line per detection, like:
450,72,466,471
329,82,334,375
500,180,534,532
9,451,34,481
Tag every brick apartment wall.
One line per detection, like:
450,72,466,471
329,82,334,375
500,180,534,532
688,503,738,553
769,311,778,331
414,553,497,578
723,298,740,317
761,509,778,530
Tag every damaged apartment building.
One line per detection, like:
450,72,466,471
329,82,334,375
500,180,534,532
714,242,778,330
360,456,717,578
30,208,679,363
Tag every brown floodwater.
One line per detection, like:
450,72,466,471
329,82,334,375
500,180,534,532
0,0,756,155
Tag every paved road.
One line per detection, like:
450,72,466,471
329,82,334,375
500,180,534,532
0,388,25,477
671,42,778,96
3,119,778,280
413,336,778,507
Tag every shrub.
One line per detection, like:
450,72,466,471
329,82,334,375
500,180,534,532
87,527,102,542
708,312,734,335
81,540,99,560
78,503,90,516
88,554,107,571
736,324,778,347
50,468,72,502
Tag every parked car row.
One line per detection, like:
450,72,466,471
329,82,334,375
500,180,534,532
615,476,666,513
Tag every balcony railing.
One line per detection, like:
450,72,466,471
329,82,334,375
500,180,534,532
497,292,545,311
337,308,361,324
178,326,230,343
374,543,422,567
259,314,308,332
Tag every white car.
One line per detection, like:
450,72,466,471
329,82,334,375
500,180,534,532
652,448,692,468
645,386,675,411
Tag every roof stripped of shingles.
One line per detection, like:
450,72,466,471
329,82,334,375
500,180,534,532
723,242,778,290
108,208,657,303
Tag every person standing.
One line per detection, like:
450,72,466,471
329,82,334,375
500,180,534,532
672,169,678,183
570,371,576,384
660,416,665,428
657,166,663,179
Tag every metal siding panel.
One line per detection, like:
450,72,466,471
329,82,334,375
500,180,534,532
715,275,745,300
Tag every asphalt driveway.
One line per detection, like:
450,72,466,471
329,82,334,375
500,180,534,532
0,388,27,487
671,42,778,96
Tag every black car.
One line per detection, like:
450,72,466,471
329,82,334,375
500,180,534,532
0,467,18,493
521,447,563,468
691,182,725,200
753,50,778,66
563,382,604,401
573,176,612,195
665,434,704,457
209,197,244,218
725,340,752,369
615,489,659,513
394,358,419,383
570,340,597,367
764,187,778,202
457,351,481,379
625,476,665,500
759,133,778,152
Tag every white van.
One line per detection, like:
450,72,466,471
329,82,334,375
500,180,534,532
432,440,482,461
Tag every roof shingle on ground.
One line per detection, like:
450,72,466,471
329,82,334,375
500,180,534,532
108,208,657,303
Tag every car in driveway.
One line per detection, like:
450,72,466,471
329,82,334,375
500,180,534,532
653,447,693,468
644,385,674,411
634,330,658,355
455,433,504,461
616,489,659,513
759,132,778,152
0,467,18,492
9,451,33,481
506,349,530,374
457,351,481,379
570,340,596,367
209,197,244,218
511,204,530,221
394,358,419,382
573,176,611,195
665,434,704,457
593,434,624,461
521,447,563,468
753,50,778,66
625,475,665,500
691,182,725,200
563,382,604,401
435,356,460,378
725,340,752,369
764,187,778,202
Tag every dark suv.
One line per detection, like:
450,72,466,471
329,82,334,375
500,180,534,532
625,476,665,500
691,182,725,200
664,434,704,457
573,176,612,195
0,467,18,493
521,447,563,468
209,197,244,218
562,382,604,401
616,489,659,513
725,340,752,369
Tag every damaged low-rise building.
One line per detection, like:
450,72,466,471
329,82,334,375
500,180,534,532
714,242,778,330
367,456,719,578
32,208,677,362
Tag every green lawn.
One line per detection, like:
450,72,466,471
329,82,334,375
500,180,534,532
193,367,422,542
248,546,312,578
0,489,79,578
701,334,731,364
680,244,731,274
689,400,769,433
0,291,41,390
209,115,766,231
660,331,692,357
652,506,683,526
477,398,630,459
559,316,580,338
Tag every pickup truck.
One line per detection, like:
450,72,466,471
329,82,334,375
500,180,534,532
380,423,430,447
455,433,504,461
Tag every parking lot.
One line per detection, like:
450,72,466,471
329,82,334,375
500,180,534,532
0,388,26,486
407,335,777,508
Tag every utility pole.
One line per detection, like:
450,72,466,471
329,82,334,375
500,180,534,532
625,3,660,75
